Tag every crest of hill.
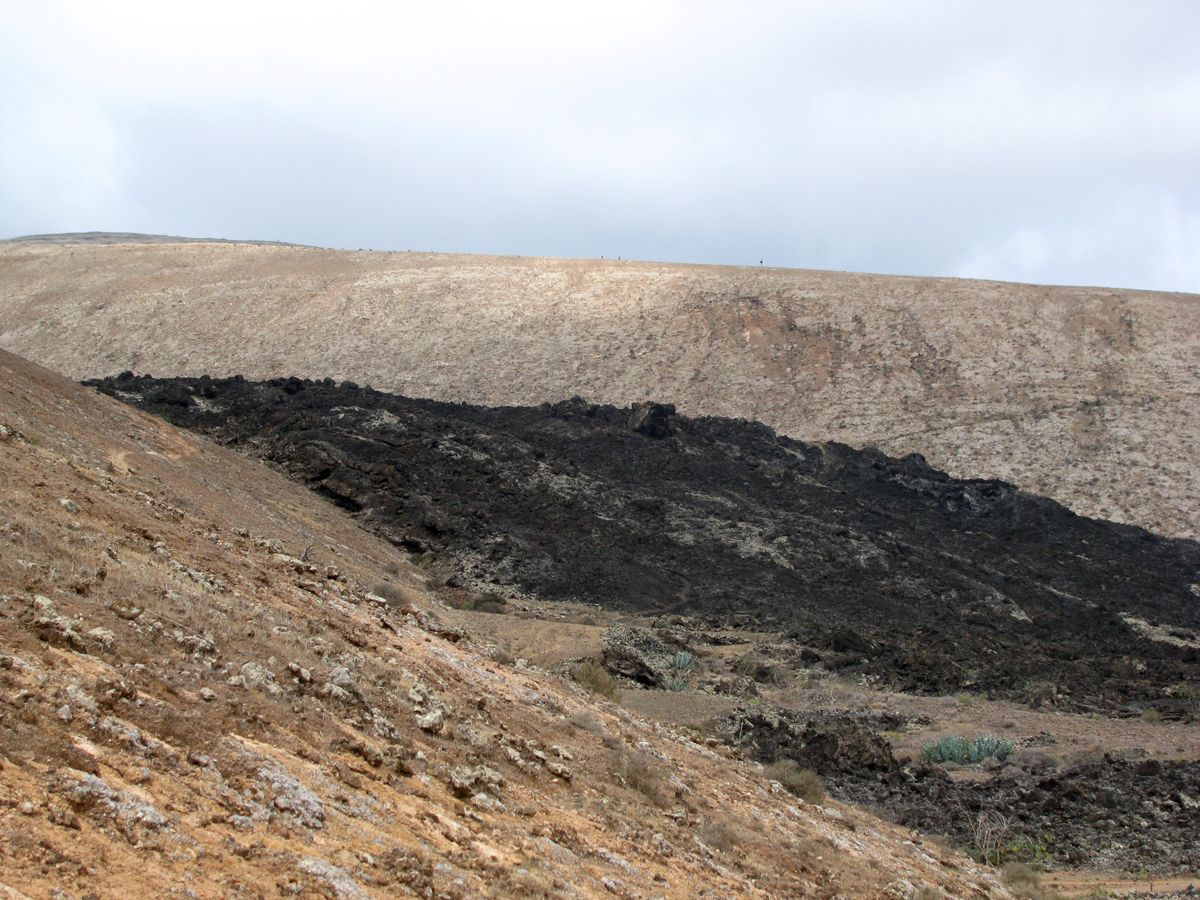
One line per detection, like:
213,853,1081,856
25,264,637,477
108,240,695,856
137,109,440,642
0,238,1196,538
0,348,1006,898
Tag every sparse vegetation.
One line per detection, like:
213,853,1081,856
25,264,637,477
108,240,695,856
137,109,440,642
487,644,515,665
765,759,825,803
613,751,664,804
999,862,1066,899
964,809,1013,867
461,590,508,613
414,553,455,587
732,652,783,684
667,650,697,673
1021,679,1058,707
567,711,602,732
664,674,689,692
371,580,420,608
572,659,619,700
1169,683,1200,721
1172,683,1198,701
960,809,1055,871
922,734,1015,765
697,819,743,853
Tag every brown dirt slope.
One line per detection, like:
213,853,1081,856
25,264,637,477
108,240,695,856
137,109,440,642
0,240,1196,538
0,348,1007,898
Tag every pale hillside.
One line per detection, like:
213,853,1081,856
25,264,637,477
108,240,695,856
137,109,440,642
0,239,1195,537
0,349,1005,897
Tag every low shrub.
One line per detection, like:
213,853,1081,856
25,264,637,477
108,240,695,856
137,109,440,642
567,711,602,732
733,653,783,684
613,751,663,804
765,759,825,803
573,660,618,700
999,860,1066,899
371,580,420,607
463,591,507,613
487,644,515,665
697,819,743,853
1021,679,1058,707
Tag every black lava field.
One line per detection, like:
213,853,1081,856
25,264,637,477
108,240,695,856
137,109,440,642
90,373,1200,716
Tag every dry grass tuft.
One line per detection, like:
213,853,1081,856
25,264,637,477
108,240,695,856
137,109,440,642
572,659,618,700
697,819,745,853
1000,862,1066,900
613,751,664,805
765,759,825,803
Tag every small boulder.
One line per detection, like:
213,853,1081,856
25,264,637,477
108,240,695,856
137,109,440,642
627,402,678,439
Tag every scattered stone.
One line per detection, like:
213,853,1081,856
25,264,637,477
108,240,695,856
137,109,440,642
883,879,918,899
87,627,116,651
59,498,80,514
56,772,169,843
448,765,503,799
416,707,445,733
237,661,280,695
259,764,325,829
175,630,217,655
296,856,369,900
597,847,638,876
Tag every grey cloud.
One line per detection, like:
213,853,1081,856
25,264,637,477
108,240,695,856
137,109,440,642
1,1,1197,291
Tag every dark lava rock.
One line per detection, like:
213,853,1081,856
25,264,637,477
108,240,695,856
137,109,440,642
719,705,1200,874
601,625,676,687
87,374,1200,712
886,755,1200,874
627,401,678,439
715,706,902,781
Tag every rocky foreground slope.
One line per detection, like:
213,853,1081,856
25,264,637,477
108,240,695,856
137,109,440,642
91,373,1200,719
0,349,1009,897
0,239,1196,538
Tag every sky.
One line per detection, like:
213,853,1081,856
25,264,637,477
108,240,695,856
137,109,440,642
2,1,1198,292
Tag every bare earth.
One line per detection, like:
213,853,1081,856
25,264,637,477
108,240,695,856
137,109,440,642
0,350,1010,898
0,240,1196,538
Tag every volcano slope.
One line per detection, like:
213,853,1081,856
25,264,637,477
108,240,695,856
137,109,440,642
2,239,1197,540
89,374,1200,719
0,350,1011,898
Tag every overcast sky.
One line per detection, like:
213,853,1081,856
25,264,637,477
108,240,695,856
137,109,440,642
2,2,1198,291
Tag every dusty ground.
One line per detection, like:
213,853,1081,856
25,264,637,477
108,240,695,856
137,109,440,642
0,349,1013,898
456,600,1200,892
463,603,1200,788
1042,873,1200,897
0,240,1196,538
